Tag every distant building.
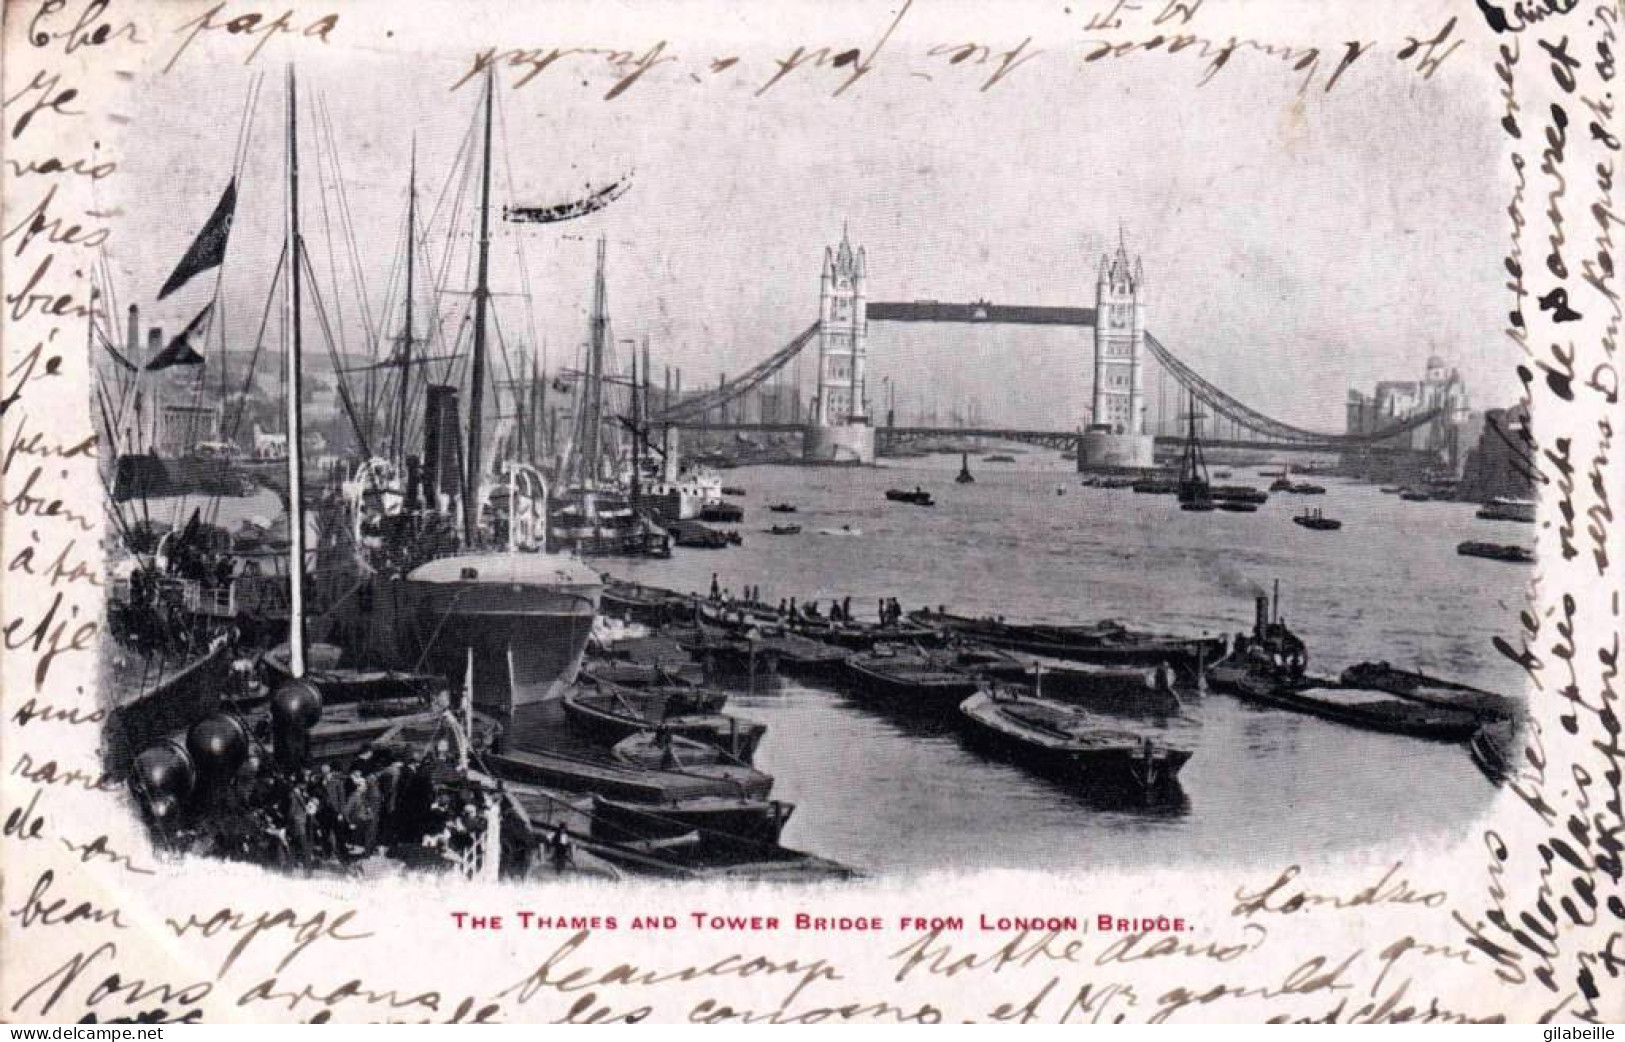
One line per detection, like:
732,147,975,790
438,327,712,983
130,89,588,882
1346,354,1473,472
156,403,221,457
1457,403,1536,502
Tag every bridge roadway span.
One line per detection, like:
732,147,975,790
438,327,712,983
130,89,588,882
668,422,1393,456
866,301,1097,326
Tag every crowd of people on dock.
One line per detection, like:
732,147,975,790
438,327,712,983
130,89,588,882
136,726,551,880
706,574,909,628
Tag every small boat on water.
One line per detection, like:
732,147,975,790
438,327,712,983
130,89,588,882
983,454,1017,463
699,502,745,523
1400,488,1432,502
1132,478,1178,495
909,609,1223,674
666,520,741,548
755,631,850,680
1476,497,1535,523
260,642,443,705
1380,486,1403,494
885,487,935,506
1457,540,1534,564
768,503,798,513
1470,719,1517,785
676,626,781,676
563,684,762,761
1207,664,1481,741
588,793,793,844
938,646,1182,717
1338,661,1516,721
844,648,984,710
1212,485,1268,505
1292,508,1342,531
958,690,1192,795
722,486,746,497
488,748,788,842
956,453,975,483
1287,483,1326,495
818,525,862,537
1213,469,1232,479
611,731,747,771
606,731,774,794
579,673,725,712
767,524,802,535
1217,501,1258,513
581,658,706,690
600,580,689,626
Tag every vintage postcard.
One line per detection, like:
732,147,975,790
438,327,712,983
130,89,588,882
1,0,1620,1026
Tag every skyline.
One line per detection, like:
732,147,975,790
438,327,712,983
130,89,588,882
98,2,1512,435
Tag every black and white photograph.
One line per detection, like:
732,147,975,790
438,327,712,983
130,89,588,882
3,0,1617,1025
96,22,1536,883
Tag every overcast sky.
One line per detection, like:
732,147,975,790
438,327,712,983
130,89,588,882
103,0,1512,433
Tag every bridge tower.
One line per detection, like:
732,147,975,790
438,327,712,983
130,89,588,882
1080,232,1155,470
804,225,876,463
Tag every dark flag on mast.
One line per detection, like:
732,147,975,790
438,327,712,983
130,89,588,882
145,301,213,370
157,180,237,300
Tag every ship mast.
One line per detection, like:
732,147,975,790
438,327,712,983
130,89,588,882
629,339,641,503
284,65,307,678
395,137,417,465
581,236,608,488
464,67,494,546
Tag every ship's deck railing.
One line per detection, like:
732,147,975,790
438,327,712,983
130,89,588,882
108,574,291,619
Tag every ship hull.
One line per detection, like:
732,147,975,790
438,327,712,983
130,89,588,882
405,554,602,718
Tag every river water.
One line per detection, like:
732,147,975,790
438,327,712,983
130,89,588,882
605,451,1532,875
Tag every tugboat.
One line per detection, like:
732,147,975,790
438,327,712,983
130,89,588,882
768,503,798,513
1269,466,1294,493
1292,507,1342,531
956,453,975,484
885,487,935,506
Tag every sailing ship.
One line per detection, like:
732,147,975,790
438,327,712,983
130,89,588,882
389,70,604,718
1175,393,1213,511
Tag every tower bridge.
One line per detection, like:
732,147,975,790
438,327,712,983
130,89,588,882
653,228,1441,467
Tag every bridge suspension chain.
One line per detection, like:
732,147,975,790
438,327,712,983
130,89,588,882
1143,332,1442,446
653,322,820,423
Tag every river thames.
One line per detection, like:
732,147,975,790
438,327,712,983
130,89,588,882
607,450,1532,875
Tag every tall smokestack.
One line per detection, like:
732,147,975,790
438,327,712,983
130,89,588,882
1255,595,1270,640
148,327,162,355
127,304,140,359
